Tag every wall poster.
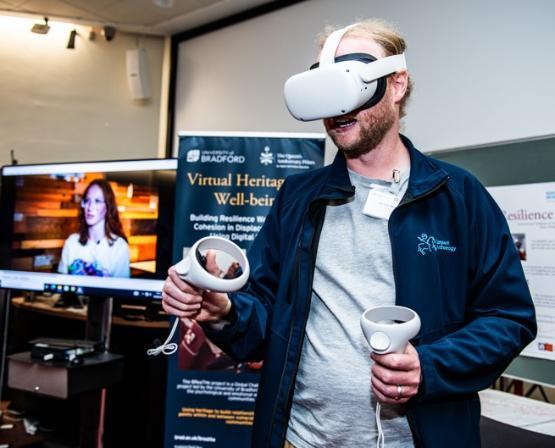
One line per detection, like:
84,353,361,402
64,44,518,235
488,182,555,361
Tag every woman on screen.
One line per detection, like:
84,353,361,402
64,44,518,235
58,179,131,278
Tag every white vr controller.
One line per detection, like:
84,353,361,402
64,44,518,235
360,306,421,354
174,236,250,292
148,236,249,358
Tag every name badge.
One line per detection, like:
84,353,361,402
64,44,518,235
362,189,400,219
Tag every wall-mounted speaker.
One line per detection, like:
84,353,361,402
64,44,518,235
126,48,151,101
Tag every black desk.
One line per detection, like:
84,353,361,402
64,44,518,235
481,416,555,448
6,297,168,447
7,351,123,399
479,389,555,447
6,351,124,448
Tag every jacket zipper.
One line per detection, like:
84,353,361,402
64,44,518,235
267,208,310,446
279,201,326,447
269,193,350,447
388,175,449,446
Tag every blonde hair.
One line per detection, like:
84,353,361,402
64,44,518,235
317,18,413,118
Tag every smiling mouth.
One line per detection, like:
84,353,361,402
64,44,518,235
333,117,357,131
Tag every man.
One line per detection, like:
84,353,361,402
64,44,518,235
162,19,536,447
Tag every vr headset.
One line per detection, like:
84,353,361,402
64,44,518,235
283,24,407,121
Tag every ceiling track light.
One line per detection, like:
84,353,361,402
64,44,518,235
31,17,50,34
67,29,77,49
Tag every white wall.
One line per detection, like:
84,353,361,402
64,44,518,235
0,15,165,167
174,0,555,160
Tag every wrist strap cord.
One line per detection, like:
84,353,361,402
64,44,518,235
147,317,179,356
376,402,385,448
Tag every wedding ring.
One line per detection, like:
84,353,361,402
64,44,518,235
396,384,403,400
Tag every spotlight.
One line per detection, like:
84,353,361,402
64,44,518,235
31,17,50,34
102,25,116,41
67,29,77,49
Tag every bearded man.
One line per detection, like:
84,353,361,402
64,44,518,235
162,18,536,448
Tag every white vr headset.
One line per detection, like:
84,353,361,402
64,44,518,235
283,24,407,121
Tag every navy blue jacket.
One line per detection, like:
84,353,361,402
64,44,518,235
205,135,537,447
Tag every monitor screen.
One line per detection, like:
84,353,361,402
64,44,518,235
0,159,177,300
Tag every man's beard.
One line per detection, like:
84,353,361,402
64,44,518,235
331,95,396,159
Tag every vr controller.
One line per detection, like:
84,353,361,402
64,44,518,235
283,23,407,121
360,305,420,354
148,237,249,358
174,236,250,292
361,306,420,448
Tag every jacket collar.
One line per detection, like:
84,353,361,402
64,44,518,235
401,134,450,201
319,134,449,201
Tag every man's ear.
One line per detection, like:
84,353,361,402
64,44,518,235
391,70,409,104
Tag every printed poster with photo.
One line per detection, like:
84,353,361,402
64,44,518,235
164,131,325,448
488,182,555,361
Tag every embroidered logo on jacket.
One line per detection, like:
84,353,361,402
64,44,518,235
417,233,457,256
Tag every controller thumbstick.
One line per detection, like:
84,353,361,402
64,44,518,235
370,331,391,353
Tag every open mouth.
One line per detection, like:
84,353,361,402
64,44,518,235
334,117,357,130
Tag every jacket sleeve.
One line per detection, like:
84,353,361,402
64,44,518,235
202,182,286,362
415,181,537,401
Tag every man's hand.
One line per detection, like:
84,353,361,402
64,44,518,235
370,342,421,404
161,251,232,323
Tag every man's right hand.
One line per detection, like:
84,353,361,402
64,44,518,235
162,257,232,323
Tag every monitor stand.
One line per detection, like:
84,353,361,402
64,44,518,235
144,300,164,321
53,292,84,309
86,295,113,351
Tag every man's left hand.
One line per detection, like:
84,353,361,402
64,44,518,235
370,342,421,404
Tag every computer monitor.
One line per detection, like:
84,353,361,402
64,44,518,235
0,159,177,300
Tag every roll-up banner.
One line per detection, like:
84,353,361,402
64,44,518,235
164,131,325,448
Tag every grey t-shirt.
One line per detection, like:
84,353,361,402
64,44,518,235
286,168,414,448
